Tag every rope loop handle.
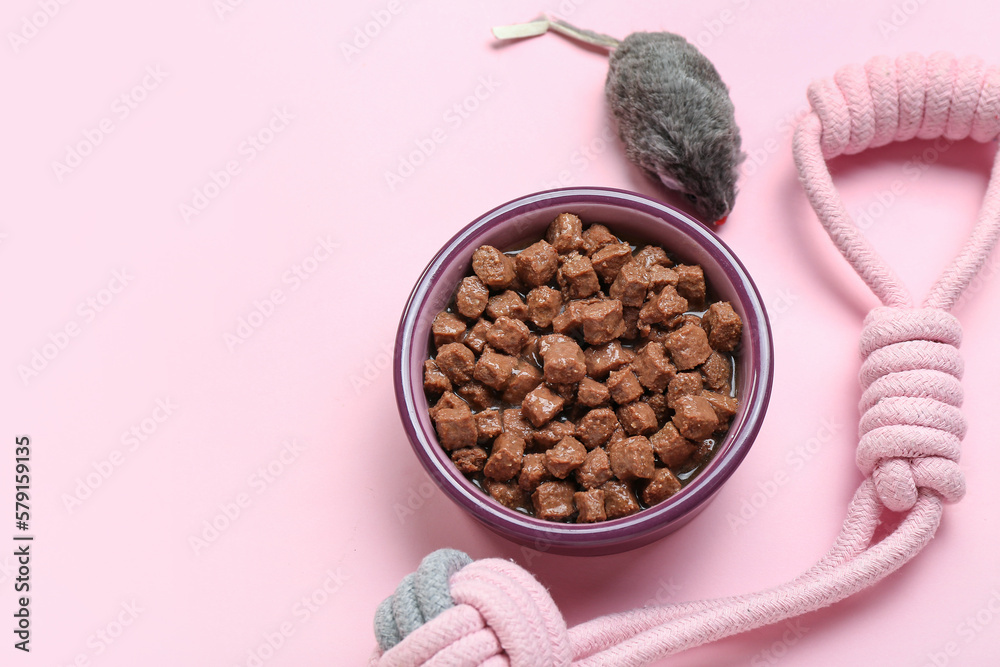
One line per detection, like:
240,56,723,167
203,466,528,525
795,52,1000,511
369,52,1000,666
795,52,1000,310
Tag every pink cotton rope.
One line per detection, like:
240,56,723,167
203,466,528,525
369,52,1000,666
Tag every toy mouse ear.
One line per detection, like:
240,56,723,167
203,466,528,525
655,170,686,193
491,15,620,50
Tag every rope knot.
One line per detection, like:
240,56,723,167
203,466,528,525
855,307,967,511
373,550,571,666
374,548,472,651
807,53,1000,160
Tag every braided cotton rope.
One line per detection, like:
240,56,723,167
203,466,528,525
369,52,1000,666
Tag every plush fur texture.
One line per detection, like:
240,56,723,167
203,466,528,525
606,32,744,223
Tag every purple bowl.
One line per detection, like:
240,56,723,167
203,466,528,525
394,187,773,556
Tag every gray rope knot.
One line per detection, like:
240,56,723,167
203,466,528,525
373,549,472,651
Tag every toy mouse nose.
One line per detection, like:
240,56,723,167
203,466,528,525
715,215,728,225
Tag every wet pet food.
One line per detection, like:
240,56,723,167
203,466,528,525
424,213,742,522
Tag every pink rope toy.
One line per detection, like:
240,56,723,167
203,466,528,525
369,52,1000,666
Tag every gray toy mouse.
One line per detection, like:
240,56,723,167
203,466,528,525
493,17,744,226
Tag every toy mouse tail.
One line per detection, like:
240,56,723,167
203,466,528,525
491,14,620,51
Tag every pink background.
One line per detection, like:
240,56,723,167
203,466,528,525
4,0,1000,665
